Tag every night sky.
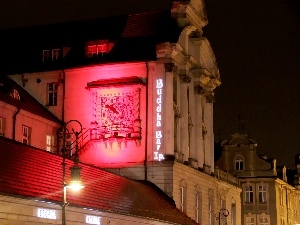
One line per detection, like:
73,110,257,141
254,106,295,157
204,0,300,168
0,0,299,167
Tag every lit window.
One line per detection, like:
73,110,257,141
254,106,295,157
245,185,254,203
245,216,255,225
235,155,244,171
259,216,269,225
46,135,54,152
47,83,58,106
0,117,6,136
22,125,31,145
10,89,20,100
258,185,267,203
52,49,60,61
43,50,51,62
86,43,107,58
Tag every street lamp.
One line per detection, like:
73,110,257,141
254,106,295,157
215,209,229,225
61,120,85,225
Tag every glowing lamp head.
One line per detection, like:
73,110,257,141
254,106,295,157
67,165,85,191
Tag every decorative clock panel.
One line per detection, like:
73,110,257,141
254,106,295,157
91,87,141,144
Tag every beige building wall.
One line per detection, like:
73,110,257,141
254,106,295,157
173,162,242,225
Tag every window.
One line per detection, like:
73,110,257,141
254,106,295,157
195,192,202,223
280,187,284,206
235,155,244,171
259,216,269,225
43,49,61,62
47,83,58,106
209,196,212,225
10,89,20,100
43,50,51,62
0,117,6,136
231,203,236,225
22,125,31,145
258,185,267,203
245,185,254,203
245,216,255,225
179,180,187,213
180,186,184,212
52,49,60,61
46,135,54,152
220,196,226,209
86,43,107,58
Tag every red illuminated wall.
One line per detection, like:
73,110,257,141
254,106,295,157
64,62,149,167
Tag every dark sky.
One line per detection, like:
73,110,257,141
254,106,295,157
204,0,300,168
1,0,299,167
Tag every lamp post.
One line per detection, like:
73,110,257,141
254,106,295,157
61,120,85,225
215,209,229,225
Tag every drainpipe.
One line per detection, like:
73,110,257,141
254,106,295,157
144,61,149,181
12,107,20,140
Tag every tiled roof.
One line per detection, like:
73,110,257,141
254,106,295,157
0,137,197,225
0,76,61,124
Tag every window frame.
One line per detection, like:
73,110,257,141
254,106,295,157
43,49,51,62
52,49,61,61
10,89,20,100
47,82,58,106
46,135,54,152
0,117,5,135
234,155,244,171
195,191,202,223
245,216,255,225
245,185,254,204
258,185,267,204
22,125,31,145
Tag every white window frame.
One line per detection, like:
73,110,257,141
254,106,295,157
195,191,202,223
43,49,51,62
47,83,58,106
259,215,269,225
245,185,254,203
46,135,54,152
235,155,244,171
245,216,255,225
10,89,20,100
52,49,60,61
258,185,267,203
22,125,30,145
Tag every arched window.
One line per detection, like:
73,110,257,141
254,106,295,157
234,155,244,171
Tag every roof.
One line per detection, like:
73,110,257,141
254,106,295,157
0,136,197,225
0,76,61,124
0,10,181,75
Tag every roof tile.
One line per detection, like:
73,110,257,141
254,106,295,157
0,137,197,225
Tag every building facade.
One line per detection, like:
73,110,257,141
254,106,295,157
1,1,242,224
216,132,300,225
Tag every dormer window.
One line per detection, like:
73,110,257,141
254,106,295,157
43,50,51,62
10,89,20,100
52,49,61,61
86,40,114,58
43,48,61,62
